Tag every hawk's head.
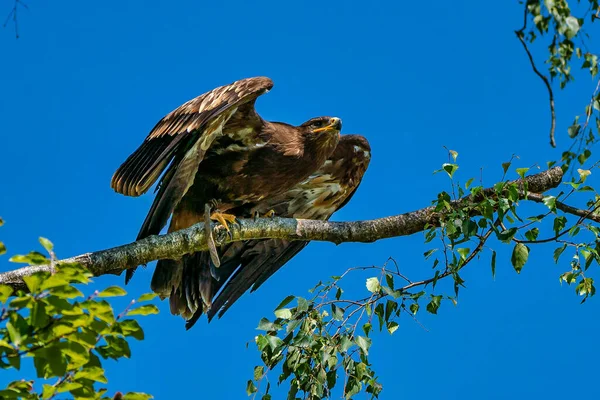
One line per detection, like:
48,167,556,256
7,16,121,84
301,116,342,139
299,116,342,159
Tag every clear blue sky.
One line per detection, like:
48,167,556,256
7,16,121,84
1,1,599,399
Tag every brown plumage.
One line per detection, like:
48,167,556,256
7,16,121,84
111,76,341,288
165,134,371,329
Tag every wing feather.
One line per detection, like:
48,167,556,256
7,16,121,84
111,76,273,197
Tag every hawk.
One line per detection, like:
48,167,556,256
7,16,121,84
151,134,371,329
111,77,342,283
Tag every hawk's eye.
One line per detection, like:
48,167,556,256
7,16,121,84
311,120,324,129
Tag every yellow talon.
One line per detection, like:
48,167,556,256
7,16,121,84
263,209,276,218
210,212,237,231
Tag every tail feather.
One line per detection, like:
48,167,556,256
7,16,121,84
150,250,235,329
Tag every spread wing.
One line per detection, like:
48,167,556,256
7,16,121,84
111,77,273,242
205,141,370,321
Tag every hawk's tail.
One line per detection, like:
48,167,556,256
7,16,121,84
151,251,235,329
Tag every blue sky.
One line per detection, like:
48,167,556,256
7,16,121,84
1,1,600,399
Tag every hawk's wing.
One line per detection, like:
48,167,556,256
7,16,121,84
111,76,273,241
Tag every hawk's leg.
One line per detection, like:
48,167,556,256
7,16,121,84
204,203,221,268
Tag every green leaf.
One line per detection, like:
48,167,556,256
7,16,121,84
577,169,591,182
254,365,264,381
42,384,56,399
274,308,292,320
31,301,50,328
137,292,158,302
525,228,539,241
426,295,442,314
331,304,344,321
103,336,132,359
9,295,32,309
127,304,159,316
511,243,529,274
23,274,44,294
457,248,470,261
0,242,6,256
345,377,362,399
55,382,82,394
554,244,567,263
365,277,380,293
516,168,529,178
387,321,399,335
39,237,54,253
491,250,497,280
97,286,127,297
296,297,309,313
363,322,372,336
339,335,353,353
9,251,49,265
543,195,557,212
409,303,419,315
0,285,14,303
449,150,458,161
497,227,518,243
57,341,89,368
73,366,108,383
553,216,567,235
442,163,459,178
355,335,371,356
49,285,84,299
273,295,295,313
122,393,153,400
39,274,70,291
80,300,116,324
34,347,66,378
264,335,282,351
6,322,22,346
246,380,258,395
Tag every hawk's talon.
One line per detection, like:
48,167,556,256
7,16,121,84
264,209,276,218
210,212,237,232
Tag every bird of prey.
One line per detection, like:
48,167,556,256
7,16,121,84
111,76,342,284
151,134,371,329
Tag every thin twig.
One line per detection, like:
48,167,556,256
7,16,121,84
515,6,557,147
525,192,600,223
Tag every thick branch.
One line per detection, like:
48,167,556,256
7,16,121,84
0,167,565,290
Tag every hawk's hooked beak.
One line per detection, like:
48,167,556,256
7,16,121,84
314,117,342,134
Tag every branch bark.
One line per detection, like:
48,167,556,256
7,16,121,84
0,167,565,290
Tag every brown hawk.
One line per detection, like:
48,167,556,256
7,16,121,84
111,77,342,284
151,134,371,329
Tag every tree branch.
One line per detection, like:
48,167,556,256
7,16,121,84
525,192,600,223
0,167,565,290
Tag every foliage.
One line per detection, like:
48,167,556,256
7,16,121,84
0,233,157,400
249,2,600,397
